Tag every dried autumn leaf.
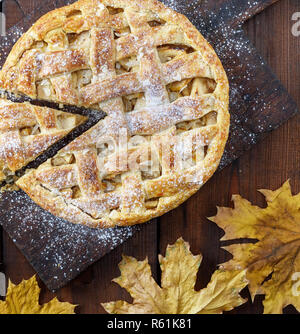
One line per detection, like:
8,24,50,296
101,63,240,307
210,180,300,314
0,275,76,314
102,238,248,314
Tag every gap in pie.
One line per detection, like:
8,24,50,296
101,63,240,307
0,92,110,193
0,0,230,228
0,98,87,185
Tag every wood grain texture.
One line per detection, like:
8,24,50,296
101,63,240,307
0,0,299,314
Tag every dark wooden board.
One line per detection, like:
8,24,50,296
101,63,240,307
0,0,298,292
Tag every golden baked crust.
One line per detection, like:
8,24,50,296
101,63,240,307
0,99,85,182
1,0,230,228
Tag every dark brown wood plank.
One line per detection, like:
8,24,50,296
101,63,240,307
237,0,300,314
2,0,24,28
15,0,40,15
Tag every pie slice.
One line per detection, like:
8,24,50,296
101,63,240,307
0,99,86,182
1,0,230,228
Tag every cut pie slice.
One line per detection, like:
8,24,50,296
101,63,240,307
2,0,230,228
0,99,86,182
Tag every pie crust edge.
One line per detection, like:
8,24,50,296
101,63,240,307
1,0,230,228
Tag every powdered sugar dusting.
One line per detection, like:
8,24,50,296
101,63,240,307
163,0,202,20
0,26,24,64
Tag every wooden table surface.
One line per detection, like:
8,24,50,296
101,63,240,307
1,0,299,314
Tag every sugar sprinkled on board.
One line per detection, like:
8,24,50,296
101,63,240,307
0,26,24,64
162,0,202,16
0,190,137,290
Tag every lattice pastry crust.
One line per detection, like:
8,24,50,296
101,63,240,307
1,0,230,228
0,99,85,183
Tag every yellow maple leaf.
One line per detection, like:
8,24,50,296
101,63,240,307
102,238,248,314
210,180,300,314
0,275,76,314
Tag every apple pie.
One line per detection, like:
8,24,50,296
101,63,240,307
0,0,230,228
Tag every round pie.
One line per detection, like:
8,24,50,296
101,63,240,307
0,0,230,228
